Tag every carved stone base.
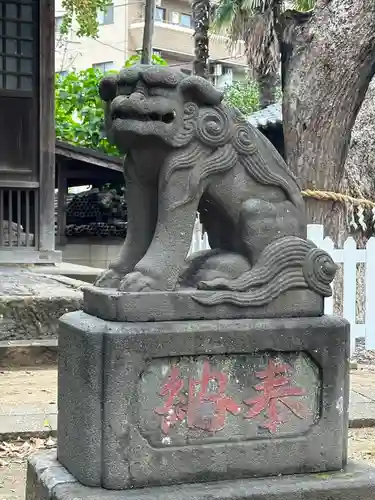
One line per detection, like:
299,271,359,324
83,287,323,322
26,451,375,500
57,311,349,490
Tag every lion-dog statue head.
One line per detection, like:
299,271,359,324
99,65,224,152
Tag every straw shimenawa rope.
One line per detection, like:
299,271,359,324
301,189,375,208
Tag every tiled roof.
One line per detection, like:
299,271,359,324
247,102,282,129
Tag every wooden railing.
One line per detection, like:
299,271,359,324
0,187,38,248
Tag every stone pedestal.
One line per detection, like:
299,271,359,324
26,450,375,500
56,311,349,490
25,308,375,499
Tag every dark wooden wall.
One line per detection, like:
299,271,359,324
0,0,58,262
0,0,38,184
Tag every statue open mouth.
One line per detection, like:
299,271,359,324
112,110,176,124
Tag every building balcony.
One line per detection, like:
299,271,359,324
128,21,247,67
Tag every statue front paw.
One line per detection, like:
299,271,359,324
94,268,124,288
118,271,163,292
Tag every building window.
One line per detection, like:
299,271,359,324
170,12,192,27
180,13,192,28
98,3,114,25
0,1,35,91
55,16,63,32
92,61,116,73
155,7,166,22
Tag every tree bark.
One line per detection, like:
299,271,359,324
256,70,278,109
192,0,210,78
280,1,375,242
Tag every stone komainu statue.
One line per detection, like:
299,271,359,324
95,66,336,307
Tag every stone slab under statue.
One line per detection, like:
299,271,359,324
28,311,375,499
26,453,375,500
26,65,375,499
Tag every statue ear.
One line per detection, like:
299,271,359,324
99,75,119,102
178,76,223,106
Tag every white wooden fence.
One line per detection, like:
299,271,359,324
189,220,375,353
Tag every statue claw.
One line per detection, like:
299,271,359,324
94,268,124,288
118,271,162,292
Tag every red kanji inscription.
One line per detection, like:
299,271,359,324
154,366,187,434
154,361,241,434
243,359,309,433
187,360,241,431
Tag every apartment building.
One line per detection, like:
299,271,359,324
54,0,247,89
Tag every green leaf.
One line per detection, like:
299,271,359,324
223,80,262,115
123,53,168,67
60,0,112,38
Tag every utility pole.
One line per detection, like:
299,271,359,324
141,0,156,64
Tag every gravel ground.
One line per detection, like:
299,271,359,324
349,428,375,462
0,369,57,414
0,437,55,500
1,429,375,500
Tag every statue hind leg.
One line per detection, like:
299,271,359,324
194,197,308,294
180,198,304,290
239,198,306,266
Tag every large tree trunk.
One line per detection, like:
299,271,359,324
344,79,375,205
280,1,375,242
192,0,210,78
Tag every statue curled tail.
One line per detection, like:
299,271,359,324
192,237,337,307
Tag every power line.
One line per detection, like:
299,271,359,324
70,28,127,51
61,27,245,66
55,1,246,68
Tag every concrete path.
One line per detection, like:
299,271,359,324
350,367,375,426
1,366,375,439
0,368,57,439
